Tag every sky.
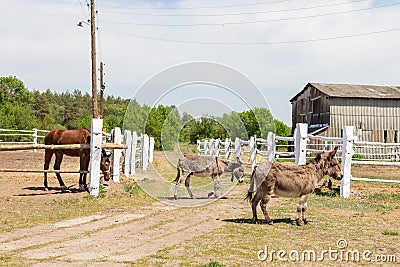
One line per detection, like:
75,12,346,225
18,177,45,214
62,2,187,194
1,0,400,126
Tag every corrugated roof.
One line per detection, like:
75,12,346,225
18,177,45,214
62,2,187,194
290,83,400,102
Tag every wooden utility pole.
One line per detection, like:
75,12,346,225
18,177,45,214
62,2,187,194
90,0,98,118
99,62,105,118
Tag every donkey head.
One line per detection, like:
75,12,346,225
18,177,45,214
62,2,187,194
101,149,111,181
315,147,343,180
226,157,244,183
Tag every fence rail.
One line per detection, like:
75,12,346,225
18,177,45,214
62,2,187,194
0,124,155,197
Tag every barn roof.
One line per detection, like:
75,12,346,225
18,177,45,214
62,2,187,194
290,83,400,102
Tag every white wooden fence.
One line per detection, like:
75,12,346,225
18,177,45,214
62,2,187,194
0,128,49,145
197,123,400,198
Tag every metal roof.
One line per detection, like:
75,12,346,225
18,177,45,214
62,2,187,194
290,83,400,102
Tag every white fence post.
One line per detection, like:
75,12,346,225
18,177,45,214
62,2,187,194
204,139,209,156
123,130,132,177
234,137,241,159
209,139,215,156
341,126,354,198
111,127,122,183
149,137,154,163
214,139,220,157
295,123,308,166
224,138,230,159
141,134,149,170
32,128,38,152
130,131,138,175
267,132,276,163
89,118,103,196
250,136,257,171
197,140,201,155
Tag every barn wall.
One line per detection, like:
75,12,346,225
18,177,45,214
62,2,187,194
291,85,330,132
330,98,400,142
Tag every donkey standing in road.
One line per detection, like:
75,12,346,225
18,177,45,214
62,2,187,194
173,155,244,200
245,147,343,225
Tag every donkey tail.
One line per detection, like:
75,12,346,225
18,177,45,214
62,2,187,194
174,167,181,183
244,165,258,202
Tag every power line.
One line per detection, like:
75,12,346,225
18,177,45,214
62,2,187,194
101,26,400,45
97,0,296,10
100,0,370,17
99,2,400,27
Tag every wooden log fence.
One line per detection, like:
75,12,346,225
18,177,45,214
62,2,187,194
0,121,155,197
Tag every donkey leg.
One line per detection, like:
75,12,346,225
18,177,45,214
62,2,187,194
251,189,263,223
300,194,310,224
173,171,187,200
54,151,67,191
260,193,273,225
210,175,220,198
43,149,53,191
185,175,194,199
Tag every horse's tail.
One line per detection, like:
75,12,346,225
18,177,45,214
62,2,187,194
244,165,258,202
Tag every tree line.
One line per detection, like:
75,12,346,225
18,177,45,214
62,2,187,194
0,76,291,150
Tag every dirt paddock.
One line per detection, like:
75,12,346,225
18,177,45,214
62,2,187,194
0,150,399,266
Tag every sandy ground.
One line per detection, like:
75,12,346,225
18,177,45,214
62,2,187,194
0,151,257,266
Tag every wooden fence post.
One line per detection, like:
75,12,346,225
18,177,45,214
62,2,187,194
123,130,132,177
267,132,276,163
149,137,154,163
224,138,230,159
209,139,215,156
111,127,122,183
141,134,149,170
130,131,138,175
250,136,256,171
341,126,354,198
89,118,103,196
295,123,308,166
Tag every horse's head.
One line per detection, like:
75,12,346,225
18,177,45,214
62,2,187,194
228,157,244,183
315,146,343,180
101,149,111,181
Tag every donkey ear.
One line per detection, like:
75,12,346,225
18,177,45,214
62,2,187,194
328,146,338,160
236,156,242,164
315,153,322,162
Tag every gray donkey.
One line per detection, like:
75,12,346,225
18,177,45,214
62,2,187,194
173,155,244,200
245,147,343,225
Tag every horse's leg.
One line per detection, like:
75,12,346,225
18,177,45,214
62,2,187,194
185,174,194,199
79,152,90,192
260,191,273,225
43,149,53,191
251,188,263,223
54,151,67,191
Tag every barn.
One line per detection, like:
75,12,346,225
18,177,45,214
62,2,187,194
290,83,400,143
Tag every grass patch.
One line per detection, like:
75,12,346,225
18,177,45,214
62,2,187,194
199,262,225,267
382,230,398,236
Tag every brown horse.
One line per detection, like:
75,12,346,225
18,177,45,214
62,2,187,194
245,147,343,226
43,128,111,192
